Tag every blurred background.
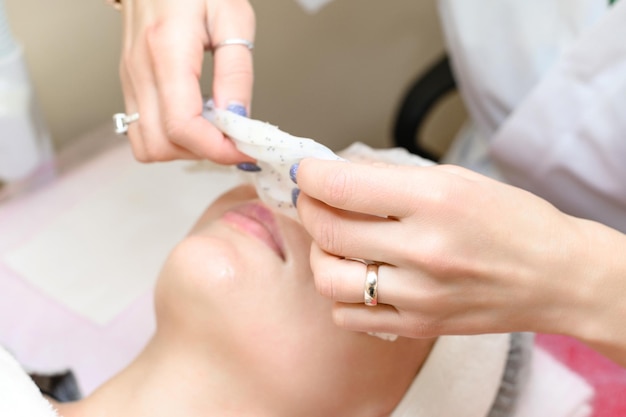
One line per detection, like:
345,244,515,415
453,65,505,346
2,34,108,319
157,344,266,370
3,0,466,153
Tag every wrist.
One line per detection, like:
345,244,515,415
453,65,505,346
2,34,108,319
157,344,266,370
564,218,626,366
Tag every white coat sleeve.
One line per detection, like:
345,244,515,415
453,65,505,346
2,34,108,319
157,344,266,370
489,1,626,232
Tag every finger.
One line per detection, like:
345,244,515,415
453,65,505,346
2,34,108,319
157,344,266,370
295,158,491,219
298,191,410,261
335,299,526,338
148,15,251,163
331,303,413,336
310,243,442,310
118,4,148,160
125,32,200,161
209,0,256,110
332,302,446,339
119,60,149,160
120,4,200,162
134,89,201,161
295,159,443,218
310,243,368,304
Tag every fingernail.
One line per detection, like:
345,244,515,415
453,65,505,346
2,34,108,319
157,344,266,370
237,162,262,172
227,103,247,117
289,163,299,184
291,188,301,208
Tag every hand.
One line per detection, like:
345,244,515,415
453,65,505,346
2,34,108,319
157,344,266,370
293,159,626,365
118,0,256,163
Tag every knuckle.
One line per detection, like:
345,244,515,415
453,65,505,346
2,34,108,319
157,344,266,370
314,215,344,255
162,117,185,141
303,202,345,255
126,135,149,163
405,316,441,339
161,118,197,155
423,185,451,210
142,138,174,162
411,235,457,277
145,19,173,51
215,58,254,82
146,149,172,162
323,168,353,208
133,151,150,164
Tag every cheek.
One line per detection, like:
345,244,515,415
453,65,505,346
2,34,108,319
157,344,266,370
153,223,329,351
168,235,240,290
154,235,243,333
154,230,291,335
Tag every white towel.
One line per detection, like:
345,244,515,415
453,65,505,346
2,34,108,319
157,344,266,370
391,334,594,417
0,346,58,417
391,334,511,417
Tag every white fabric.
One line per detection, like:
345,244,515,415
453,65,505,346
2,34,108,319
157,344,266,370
490,1,626,233
203,103,437,221
437,0,607,141
391,334,510,417
0,346,58,417
338,141,435,168
392,334,594,417
438,0,626,232
204,100,343,219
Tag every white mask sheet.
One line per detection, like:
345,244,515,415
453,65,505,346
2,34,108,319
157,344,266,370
203,100,344,219
204,102,436,344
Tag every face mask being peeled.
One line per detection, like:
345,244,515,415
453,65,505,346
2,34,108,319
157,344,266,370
203,99,344,220
203,99,437,343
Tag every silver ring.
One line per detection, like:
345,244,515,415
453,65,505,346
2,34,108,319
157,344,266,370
113,112,140,135
213,38,254,51
364,263,379,307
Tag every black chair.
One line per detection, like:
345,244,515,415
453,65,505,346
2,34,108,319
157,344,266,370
392,55,458,162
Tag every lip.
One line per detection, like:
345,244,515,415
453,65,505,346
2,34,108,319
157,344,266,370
221,202,286,260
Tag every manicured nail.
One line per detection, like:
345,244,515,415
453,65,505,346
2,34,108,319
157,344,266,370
237,162,262,172
289,163,299,184
291,188,301,208
227,103,247,117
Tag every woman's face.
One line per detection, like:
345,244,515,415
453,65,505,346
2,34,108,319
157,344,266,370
154,184,430,415
155,184,322,345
